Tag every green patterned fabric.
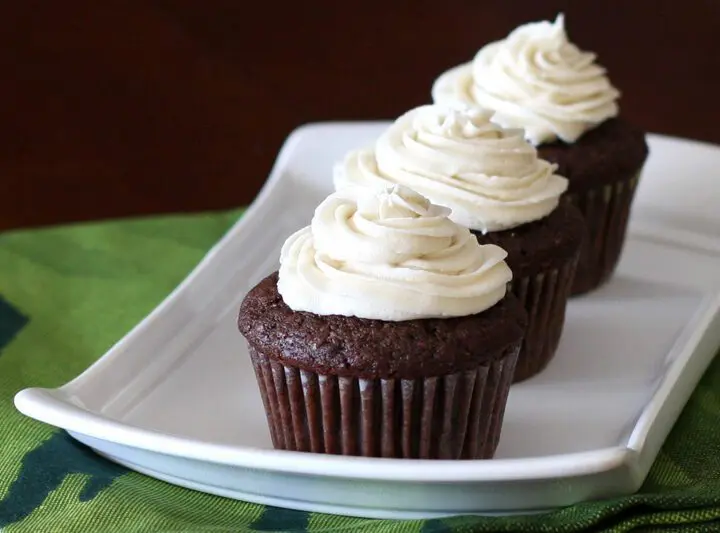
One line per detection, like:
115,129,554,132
1,210,719,533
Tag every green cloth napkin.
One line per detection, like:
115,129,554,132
1,210,719,533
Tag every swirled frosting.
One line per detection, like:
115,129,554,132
431,14,619,145
334,105,568,233
277,185,512,321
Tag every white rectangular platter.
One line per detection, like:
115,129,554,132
15,122,720,519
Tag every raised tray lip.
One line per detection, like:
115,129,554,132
13,124,720,485
15,388,632,482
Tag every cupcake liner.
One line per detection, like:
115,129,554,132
567,171,642,296
248,343,520,460
510,255,578,383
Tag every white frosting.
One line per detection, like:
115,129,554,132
335,105,568,233
431,14,619,145
277,185,512,321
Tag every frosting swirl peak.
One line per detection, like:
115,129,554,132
431,14,620,144
278,185,512,321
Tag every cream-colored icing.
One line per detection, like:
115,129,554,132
335,105,567,233
432,14,619,144
278,185,512,321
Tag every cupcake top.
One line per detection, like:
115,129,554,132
334,104,568,234
431,14,619,145
277,185,512,321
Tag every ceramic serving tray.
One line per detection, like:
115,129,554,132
15,123,720,519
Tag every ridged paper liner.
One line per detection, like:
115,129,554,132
248,343,520,460
568,172,641,296
510,257,578,383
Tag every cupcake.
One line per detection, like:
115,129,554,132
334,104,585,381
238,185,526,459
431,14,649,295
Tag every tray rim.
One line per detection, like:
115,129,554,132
13,123,720,486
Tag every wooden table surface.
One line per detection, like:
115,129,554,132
2,1,718,231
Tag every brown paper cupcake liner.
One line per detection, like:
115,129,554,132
247,343,520,460
567,171,642,296
510,256,578,383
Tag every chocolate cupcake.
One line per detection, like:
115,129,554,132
334,105,584,381
431,14,649,295
238,186,526,459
